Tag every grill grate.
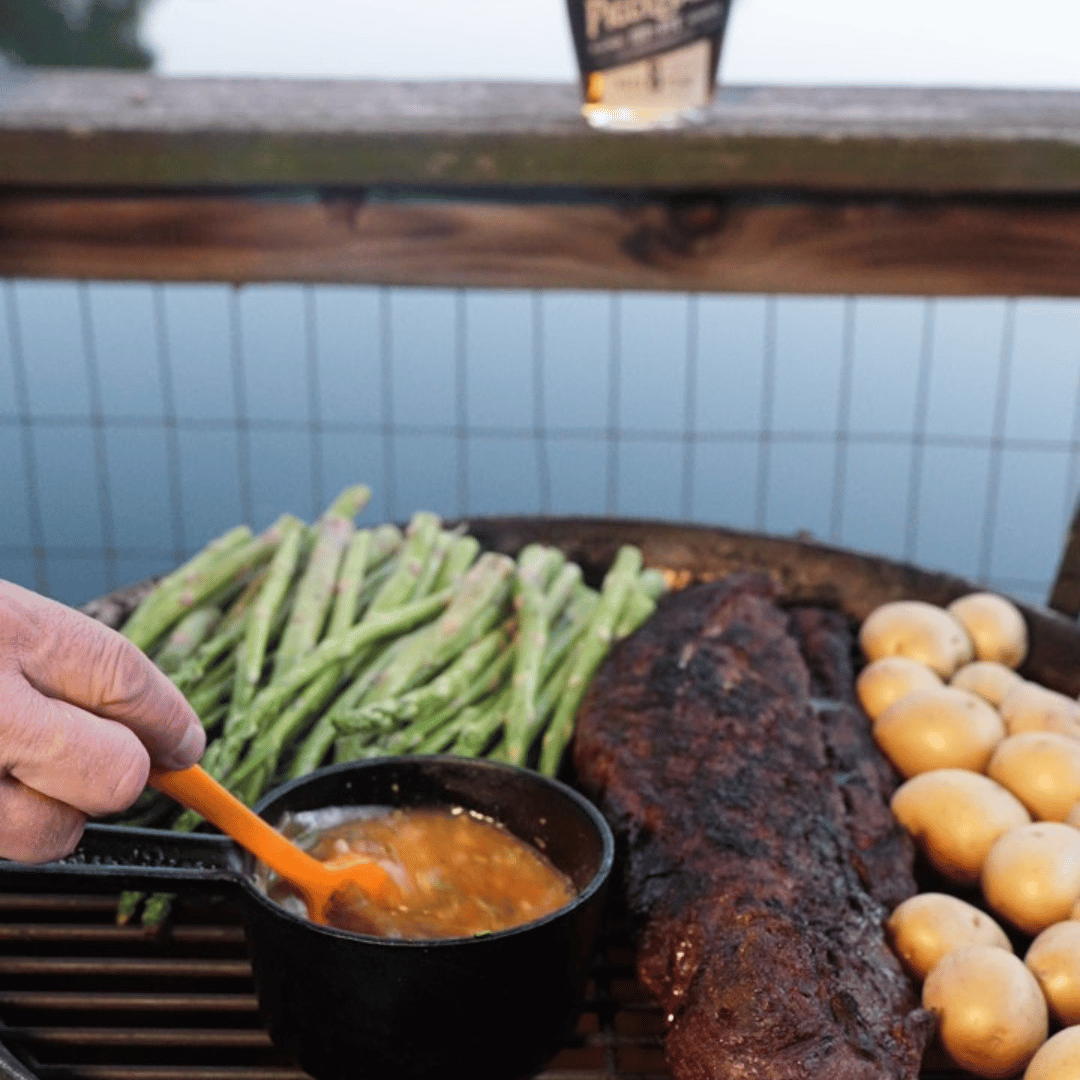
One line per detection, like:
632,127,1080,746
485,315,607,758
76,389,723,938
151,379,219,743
0,889,674,1080
0,894,980,1080
0,890,297,1080
0,888,976,1080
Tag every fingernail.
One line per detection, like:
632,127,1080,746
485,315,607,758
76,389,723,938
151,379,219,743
164,723,206,770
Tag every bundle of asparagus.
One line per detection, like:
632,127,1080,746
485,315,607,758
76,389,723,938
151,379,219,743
114,485,665,923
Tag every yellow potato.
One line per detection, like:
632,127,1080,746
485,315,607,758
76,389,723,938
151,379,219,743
855,656,942,720
1024,1026,1080,1080
1025,920,1080,1026
988,732,1080,821
891,769,1030,886
947,592,1028,669
859,600,974,678
999,681,1080,740
923,945,1047,1079
951,660,1025,708
873,685,1005,778
886,892,1012,981
982,822,1080,935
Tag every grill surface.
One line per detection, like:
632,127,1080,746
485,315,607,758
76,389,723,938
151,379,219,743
0,887,672,1080
3,538,1004,1080
0,885,976,1080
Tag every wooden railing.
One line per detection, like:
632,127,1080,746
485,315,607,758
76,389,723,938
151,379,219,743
3,71,1080,296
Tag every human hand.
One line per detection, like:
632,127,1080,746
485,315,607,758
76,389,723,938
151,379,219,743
0,579,205,862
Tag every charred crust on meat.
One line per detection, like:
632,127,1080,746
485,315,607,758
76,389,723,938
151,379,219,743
574,577,931,1079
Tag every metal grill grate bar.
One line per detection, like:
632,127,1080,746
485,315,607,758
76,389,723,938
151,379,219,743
0,897,119,914
0,959,251,979
32,1068,308,1080
6,1030,272,1049
0,993,258,1012
0,926,245,945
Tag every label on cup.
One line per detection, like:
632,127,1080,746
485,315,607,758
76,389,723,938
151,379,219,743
567,0,731,74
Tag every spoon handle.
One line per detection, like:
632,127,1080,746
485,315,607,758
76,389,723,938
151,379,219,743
149,765,332,893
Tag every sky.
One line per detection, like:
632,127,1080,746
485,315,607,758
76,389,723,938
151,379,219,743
143,0,1080,87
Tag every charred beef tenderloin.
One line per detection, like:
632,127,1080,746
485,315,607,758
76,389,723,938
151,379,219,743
573,573,933,1080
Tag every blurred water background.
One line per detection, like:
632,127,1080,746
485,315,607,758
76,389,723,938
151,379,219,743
3,0,1080,608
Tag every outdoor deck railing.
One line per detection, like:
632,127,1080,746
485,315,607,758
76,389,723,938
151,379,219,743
3,73,1080,296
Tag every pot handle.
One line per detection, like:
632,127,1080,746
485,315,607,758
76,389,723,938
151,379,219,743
0,1037,39,1080
0,823,242,892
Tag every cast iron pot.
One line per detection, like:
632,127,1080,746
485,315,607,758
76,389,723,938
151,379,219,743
0,756,615,1080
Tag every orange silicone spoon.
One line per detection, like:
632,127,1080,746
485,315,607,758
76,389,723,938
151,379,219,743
149,764,391,924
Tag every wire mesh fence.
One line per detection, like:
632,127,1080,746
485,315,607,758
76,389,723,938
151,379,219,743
3,278,1079,609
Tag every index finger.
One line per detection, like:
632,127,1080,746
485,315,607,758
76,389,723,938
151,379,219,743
1,580,205,770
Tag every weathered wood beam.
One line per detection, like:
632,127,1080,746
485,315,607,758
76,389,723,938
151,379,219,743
4,193,1080,296
3,72,1080,194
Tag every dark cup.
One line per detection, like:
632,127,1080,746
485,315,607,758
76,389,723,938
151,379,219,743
246,757,614,1080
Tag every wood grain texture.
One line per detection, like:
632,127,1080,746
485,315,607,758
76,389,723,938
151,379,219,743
3,72,1080,193
4,192,1080,296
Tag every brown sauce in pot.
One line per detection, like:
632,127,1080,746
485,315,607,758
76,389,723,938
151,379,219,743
264,805,576,940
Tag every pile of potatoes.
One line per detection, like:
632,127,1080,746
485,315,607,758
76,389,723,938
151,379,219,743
857,593,1080,1079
